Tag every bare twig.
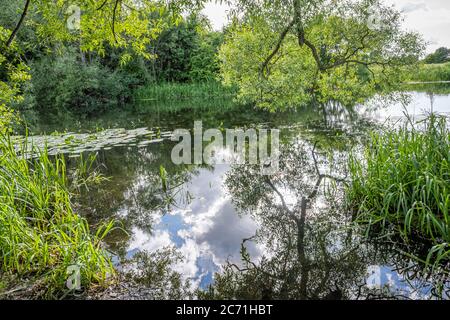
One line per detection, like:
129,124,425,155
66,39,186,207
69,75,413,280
97,0,109,10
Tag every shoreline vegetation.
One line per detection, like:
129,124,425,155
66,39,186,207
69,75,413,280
132,82,239,112
404,62,450,83
348,114,450,292
0,136,115,298
1,0,450,300
134,82,236,102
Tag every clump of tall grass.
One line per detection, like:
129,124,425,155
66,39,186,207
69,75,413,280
134,81,236,102
348,114,450,272
405,62,450,82
0,135,115,297
133,81,239,113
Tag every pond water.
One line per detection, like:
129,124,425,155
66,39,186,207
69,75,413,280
25,88,450,299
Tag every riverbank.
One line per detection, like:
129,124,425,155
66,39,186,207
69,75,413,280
347,114,450,288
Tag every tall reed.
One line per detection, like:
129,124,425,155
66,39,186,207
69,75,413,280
348,114,450,271
0,135,114,297
405,62,450,82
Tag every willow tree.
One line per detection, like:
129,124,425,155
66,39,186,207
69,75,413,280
219,0,425,110
0,0,206,131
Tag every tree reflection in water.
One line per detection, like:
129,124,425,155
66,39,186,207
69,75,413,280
68,99,449,299
200,137,449,300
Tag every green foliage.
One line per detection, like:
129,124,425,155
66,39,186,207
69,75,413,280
25,49,141,116
424,47,450,64
1,0,210,127
29,0,206,59
405,62,450,82
0,25,30,132
2,7,224,117
219,0,425,111
347,115,450,273
0,104,19,134
149,16,200,82
219,23,317,111
189,31,223,82
147,14,223,82
0,135,115,297
0,0,43,56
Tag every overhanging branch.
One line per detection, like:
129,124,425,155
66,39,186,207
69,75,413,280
4,0,31,50
259,20,296,79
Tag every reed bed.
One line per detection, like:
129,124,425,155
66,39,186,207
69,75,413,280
0,135,114,297
348,114,450,271
405,62,450,82
134,82,236,102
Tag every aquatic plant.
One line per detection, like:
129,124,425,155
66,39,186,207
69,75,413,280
347,114,450,274
0,135,115,298
12,127,167,158
405,62,450,83
133,82,237,107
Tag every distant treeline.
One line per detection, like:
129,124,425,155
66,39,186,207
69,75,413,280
423,47,450,64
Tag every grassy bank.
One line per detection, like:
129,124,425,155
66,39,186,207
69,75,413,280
347,115,450,272
0,136,114,298
405,62,450,82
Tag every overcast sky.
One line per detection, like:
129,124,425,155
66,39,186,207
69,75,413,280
202,0,450,53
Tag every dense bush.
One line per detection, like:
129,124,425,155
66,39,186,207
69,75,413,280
25,49,143,116
0,136,114,297
146,15,223,83
189,31,223,82
21,15,224,117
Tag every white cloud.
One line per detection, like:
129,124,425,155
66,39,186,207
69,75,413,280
400,2,428,13
385,0,450,53
128,228,172,252
202,2,230,30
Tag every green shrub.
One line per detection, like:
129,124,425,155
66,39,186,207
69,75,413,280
25,49,140,116
144,15,223,83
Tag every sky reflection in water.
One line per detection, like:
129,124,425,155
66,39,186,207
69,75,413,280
33,89,450,298
124,164,262,289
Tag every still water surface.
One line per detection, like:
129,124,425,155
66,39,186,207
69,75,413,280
27,89,450,299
